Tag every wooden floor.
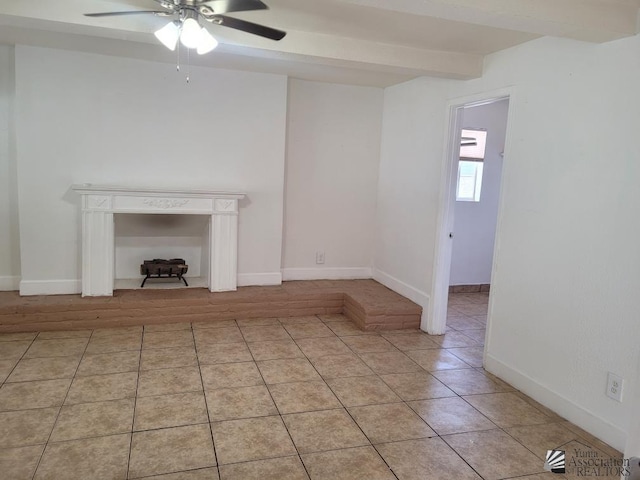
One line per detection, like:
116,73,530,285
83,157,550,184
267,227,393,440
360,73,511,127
0,280,422,333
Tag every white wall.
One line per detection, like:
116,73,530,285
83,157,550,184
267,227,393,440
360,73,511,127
283,79,382,280
374,76,455,312
449,99,508,286
473,36,640,452
375,35,640,451
14,45,288,294
0,45,20,291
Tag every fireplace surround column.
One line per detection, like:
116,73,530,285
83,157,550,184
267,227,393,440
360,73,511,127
210,199,239,292
82,209,115,296
72,185,245,297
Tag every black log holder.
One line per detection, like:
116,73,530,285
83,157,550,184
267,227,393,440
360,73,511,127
140,259,189,288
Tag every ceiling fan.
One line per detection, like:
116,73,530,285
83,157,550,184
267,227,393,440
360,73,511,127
85,0,286,55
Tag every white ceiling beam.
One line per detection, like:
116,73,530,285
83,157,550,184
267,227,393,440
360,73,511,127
228,29,484,79
0,13,484,80
342,0,640,43
0,24,417,87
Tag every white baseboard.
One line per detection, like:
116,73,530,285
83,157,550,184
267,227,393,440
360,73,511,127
0,276,20,291
19,279,82,296
237,272,282,287
281,267,372,281
373,269,430,330
485,353,626,452
373,268,430,308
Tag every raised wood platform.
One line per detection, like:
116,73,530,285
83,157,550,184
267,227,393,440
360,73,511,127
0,280,422,333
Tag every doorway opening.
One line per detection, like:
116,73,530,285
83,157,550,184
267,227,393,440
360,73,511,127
428,91,513,353
448,99,508,348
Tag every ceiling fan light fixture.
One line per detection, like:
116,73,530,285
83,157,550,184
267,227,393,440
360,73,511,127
154,20,180,51
180,17,202,48
197,27,218,54
86,1,285,61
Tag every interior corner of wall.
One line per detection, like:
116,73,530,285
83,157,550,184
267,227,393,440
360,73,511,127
373,267,429,309
0,276,20,291
420,304,431,332
4,43,21,282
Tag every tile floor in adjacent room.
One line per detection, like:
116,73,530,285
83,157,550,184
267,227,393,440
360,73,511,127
0,293,622,479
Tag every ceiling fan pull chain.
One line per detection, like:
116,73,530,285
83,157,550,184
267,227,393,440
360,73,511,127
176,39,181,72
186,48,191,84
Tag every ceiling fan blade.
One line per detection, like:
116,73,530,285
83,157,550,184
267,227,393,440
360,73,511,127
196,0,268,13
84,11,171,17
215,15,286,40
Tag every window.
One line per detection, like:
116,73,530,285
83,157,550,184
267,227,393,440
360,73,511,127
457,161,484,202
456,129,487,202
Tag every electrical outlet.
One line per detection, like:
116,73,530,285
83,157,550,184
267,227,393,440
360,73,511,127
606,372,623,402
315,251,325,264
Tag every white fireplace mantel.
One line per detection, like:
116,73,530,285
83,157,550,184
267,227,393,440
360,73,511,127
72,184,246,297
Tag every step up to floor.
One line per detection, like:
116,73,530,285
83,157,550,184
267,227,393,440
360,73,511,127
0,280,422,333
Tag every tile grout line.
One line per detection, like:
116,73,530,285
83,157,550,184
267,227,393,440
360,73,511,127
198,316,588,478
290,315,401,480
498,424,572,478
0,334,45,465
434,293,539,480
438,431,491,480
287,310,504,480
124,326,145,479
0,333,39,389
238,318,315,480
295,315,423,477
423,296,491,479
29,330,94,480
193,319,227,479
327,376,433,479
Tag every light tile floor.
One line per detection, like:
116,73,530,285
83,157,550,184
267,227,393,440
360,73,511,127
0,293,622,479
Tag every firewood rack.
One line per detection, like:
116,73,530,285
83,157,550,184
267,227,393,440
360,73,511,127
140,259,189,288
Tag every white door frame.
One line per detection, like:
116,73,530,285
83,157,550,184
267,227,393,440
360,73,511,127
426,87,516,336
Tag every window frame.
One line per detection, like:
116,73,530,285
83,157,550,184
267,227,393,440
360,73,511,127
455,128,487,203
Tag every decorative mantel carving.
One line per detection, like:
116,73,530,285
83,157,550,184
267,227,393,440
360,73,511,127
72,185,246,297
142,198,189,209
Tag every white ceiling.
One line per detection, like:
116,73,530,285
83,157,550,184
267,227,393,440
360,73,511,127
0,0,639,86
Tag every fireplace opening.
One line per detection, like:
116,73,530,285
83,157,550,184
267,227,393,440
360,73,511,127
114,214,209,290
